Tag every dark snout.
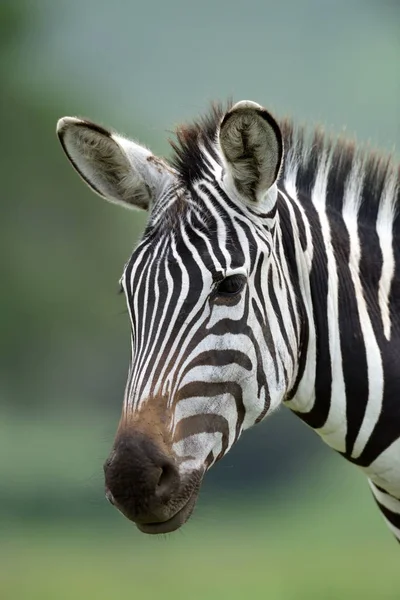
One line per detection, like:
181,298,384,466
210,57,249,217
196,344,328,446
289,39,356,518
104,432,199,534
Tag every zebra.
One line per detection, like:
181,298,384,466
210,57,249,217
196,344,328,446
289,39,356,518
57,100,400,540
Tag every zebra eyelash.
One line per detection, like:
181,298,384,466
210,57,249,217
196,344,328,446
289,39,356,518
214,274,247,298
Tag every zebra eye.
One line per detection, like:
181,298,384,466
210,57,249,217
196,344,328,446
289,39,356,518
216,274,246,297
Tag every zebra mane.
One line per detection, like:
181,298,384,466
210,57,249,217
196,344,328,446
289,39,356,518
279,119,399,226
169,102,229,186
169,102,399,226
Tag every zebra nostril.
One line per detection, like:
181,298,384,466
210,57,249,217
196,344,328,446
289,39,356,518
156,462,179,499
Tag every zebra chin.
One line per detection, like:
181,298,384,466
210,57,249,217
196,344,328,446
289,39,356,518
103,431,204,534
135,483,200,534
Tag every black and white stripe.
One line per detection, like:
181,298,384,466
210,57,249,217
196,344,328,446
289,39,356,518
57,101,400,541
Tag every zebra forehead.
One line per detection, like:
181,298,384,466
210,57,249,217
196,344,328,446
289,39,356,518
124,231,239,283
130,208,254,271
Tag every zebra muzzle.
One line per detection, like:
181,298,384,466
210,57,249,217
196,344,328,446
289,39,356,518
103,431,202,533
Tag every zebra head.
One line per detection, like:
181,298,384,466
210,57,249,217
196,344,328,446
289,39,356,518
57,101,300,533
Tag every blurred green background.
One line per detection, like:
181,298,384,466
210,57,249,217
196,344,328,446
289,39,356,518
1,1,399,598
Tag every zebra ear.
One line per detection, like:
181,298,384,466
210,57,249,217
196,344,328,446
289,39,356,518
218,101,283,204
56,117,174,210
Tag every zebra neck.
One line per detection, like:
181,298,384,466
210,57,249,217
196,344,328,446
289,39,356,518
280,189,360,454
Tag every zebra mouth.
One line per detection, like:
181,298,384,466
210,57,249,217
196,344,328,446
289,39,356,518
136,488,199,535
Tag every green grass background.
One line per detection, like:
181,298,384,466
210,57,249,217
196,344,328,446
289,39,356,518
2,450,398,600
3,512,398,600
2,4,399,599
